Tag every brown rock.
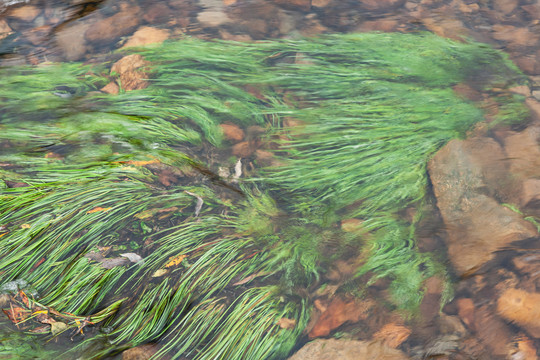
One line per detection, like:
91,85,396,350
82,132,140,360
492,25,540,48
142,3,172,23
453,83,483,101
231,142,252,157
312,0,332,7
526,98,540,122
521,179,540,208
25,25,51,46
358,0,405,11
493,0,518,15
122,344,163,360
111,54,149,91
55,21,90,61
514,55,537,75
509,85,531,97
497,288,540,338
220,123,245,142
254,149,275,166
122,27,170,48
428,138,537,275
0,20,13,41
197,9,230,27
504,126,540,180
522,4,540,18
272,0,312,11
356,19,398,32
288,339,410,360
85,4,140,43
101,82,120,95
308,296,370,338
516,337,538,360
457,298,475,329
422,16,468,41
373,323,411,348
8,5,41,21
474,305,513,356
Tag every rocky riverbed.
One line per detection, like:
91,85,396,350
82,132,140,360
2,1,540,359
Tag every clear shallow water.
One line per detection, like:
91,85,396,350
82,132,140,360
1,1,540,359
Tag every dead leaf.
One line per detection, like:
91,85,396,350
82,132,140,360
29,257,46,273
232,271,268,285
51,321,67,336
87,207,112,214
3,306,30,323
17,290,30,308
165,254,186,268
134,209,155,220
277,318,296,329
20,224,31,229
29,325,50,334
124,160,159,166
120,253,143,263
152,269,168,277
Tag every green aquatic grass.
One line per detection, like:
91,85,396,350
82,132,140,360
0,32,530,359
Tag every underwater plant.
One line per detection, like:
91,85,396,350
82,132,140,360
0,33,528,359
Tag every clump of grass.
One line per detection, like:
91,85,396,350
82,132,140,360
0,32,529,358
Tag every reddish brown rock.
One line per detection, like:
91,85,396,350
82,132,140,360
356,19,398,32
453,83,483,101
101,82,120,95
422,15,468,41
457,298,475,329
308,296,370,338
492,25,540,48
142,3,172,23
493,0,518,15
25,25,51,46
522,3,540,18
122,344,166,360
55,21,91,61
111,54,149,91
526,98,540,122
231,142,252,157
428,138,537,275
312,0,332,7
373,323,411,348
7,5,40,21
220,123,245,142
497,288,540,338
474,306,513,356
272,0,312,11
0,20,13,41
85,3,140,43
509,85,531,97
358,0,405,11
288,339,410,360
504,126,540,177
122,27,170,48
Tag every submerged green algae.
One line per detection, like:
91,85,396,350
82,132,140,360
0,33,529,359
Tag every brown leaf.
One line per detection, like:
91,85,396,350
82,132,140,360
3,306,30,323
165,254,187,268
87,207,112,214
17,290,30,308
277,318,296,329
29,325,50,334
